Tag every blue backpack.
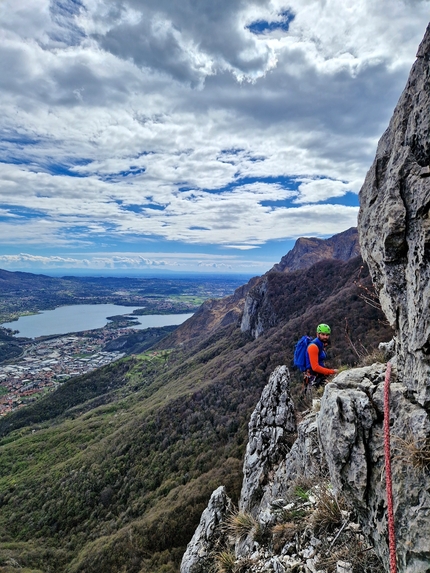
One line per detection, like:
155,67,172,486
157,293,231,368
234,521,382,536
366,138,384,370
293,335,312,371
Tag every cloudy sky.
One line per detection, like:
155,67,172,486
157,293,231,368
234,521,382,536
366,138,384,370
0,1,428,275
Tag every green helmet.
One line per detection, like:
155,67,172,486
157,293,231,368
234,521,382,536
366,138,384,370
317,323,331,334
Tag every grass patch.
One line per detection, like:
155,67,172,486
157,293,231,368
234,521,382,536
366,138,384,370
214,549,236,573
311,484,346,533
225,511,257,541
294,485,311,501
393,434,430,472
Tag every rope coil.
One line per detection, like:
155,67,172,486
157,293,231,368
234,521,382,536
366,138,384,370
383,361,397,573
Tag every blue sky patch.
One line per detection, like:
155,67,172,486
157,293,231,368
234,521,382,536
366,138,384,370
1,133,40,146
45,164,87,177
0,205,45,219
325,192,360,207
247,10,295,35
120,203,165,213
207,175,300,194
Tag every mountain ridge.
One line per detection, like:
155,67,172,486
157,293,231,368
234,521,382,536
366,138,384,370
271,226,360,273
158,227,360,348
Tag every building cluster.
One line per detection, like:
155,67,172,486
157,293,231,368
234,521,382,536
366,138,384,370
0,333,127,416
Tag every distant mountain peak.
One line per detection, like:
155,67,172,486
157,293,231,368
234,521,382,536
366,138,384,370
271,227,360,273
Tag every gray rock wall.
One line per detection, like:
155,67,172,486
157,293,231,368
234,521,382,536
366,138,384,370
180,486,233,573
358,23,430,407
240,276,272,338
318,365,430,573
239,365,296,515
357,21,430,571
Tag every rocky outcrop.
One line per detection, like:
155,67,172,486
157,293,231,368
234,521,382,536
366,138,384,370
358,23,430,407
180,485,233,573
319,366,430,573
239,365,296,515
240,276,277,338
271,227,360,273
182,361,430,573
256,409,326,525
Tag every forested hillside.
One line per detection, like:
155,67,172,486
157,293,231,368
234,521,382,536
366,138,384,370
0,256,392,573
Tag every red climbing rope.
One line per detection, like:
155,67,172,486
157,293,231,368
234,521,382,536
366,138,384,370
384,361,397,573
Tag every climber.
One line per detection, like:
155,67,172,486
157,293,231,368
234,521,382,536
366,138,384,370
304,323,339,389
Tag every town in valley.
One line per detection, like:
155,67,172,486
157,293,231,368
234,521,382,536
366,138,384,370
0,272,248,416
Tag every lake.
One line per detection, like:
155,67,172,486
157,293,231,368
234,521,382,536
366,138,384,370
1,304,193,339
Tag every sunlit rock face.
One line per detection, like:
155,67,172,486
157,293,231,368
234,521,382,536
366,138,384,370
358,23,430,407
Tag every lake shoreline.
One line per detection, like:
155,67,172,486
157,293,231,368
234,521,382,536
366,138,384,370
1,303,193,340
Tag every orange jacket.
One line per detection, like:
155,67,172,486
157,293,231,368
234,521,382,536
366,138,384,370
307,343,336,376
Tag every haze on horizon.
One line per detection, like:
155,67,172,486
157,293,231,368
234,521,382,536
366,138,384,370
0,1,428,275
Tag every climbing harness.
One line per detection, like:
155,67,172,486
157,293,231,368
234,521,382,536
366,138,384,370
384,362,397,573
301,371,324,397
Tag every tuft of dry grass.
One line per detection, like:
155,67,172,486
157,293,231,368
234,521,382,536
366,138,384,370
224,511,257,541
311,485,346,533
392,434,430,472
358,348,387,367
318,533,384,573
212,550,254,573
213,549,236,573
271,522,297,552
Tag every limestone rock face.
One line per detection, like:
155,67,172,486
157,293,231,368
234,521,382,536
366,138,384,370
256,410,325,524
318,365,430,573
180,485,233,573
240,276,275,338
358,23,430,406
239,365,296,515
